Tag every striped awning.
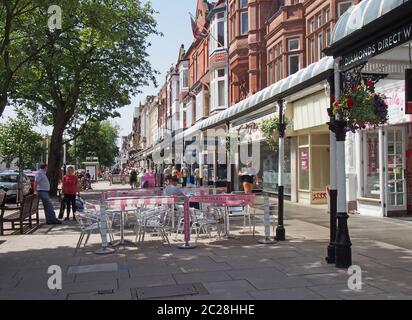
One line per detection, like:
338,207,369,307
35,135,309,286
331,0,406,44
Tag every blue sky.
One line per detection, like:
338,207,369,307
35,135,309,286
0,0,196,143
116,0,196,139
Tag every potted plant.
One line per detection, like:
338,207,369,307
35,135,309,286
329,80,388,132
260,116,290,151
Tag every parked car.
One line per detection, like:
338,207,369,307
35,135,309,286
0,171,32,203
24,171,37,193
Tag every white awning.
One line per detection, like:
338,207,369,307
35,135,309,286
332,0,405,44
200,56,333,130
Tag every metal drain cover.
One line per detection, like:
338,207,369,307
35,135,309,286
133,283,208,300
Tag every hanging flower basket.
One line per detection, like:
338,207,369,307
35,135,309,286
260,116,290,151
330,80,388,132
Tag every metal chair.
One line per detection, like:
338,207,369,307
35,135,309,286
74,204,114,249
228,191,252,232
193,206,224,243
134,206,171,246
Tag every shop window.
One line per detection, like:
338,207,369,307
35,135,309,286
311,146,330,191
387,129,405,207
299,147,310,191
364,132,380,199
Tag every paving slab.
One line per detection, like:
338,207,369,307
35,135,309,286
173,271,232,284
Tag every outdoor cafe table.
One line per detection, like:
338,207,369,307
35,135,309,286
99,189,256,250
180,193,256,248
102,194,178,247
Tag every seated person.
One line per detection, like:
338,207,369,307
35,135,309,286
163,176,183,196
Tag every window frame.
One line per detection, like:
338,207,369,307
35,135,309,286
288,54,300,76
240,10,248,35
338,1,353,17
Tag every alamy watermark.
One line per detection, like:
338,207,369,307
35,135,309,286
347,265,363,291
47,265,62,290
48,5,62,32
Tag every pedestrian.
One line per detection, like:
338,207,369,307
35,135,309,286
194,167,200,187
34,164,61,225
171,166,178,178
58,166,80,221
85,170,92,189
108,171,112,185
163,176,183,196
130,168,138,189
238,161,259,193
181,164,189,187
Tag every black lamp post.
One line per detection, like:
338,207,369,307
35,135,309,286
326,75,337,264
275,99,286,241
334,118,352,268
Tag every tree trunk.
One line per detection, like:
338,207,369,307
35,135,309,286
0,96,7,118
47,120,65,197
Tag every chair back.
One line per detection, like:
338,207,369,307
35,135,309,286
74,211,98,231
22,195,34,219
30,195,39,216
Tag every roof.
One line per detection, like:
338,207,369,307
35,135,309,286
331,0,406,44
198,56,334,131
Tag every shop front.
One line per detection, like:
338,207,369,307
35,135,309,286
288,89,331,205
326,0,412,217
229,108,292,196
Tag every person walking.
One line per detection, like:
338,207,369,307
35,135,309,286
239,161,259,193
194,167,200,187
58,166,80,221
181,164,189,187
34,164,61,225
108,171,113,186
130,168,138,189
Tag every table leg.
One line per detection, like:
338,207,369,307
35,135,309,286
110,211,137,248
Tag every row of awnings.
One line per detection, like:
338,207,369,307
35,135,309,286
174,56,334,142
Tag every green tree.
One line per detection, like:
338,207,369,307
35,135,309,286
0,0,58,117
68,121,119,168
0,111,43,169
12,0,160,195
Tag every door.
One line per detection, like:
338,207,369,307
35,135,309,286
385,126,407,212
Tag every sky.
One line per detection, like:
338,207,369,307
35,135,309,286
0,0,196,144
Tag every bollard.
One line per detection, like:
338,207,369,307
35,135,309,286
258,193,276,244
95,201,115,255
178,197,197,249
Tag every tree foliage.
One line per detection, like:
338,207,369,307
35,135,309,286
68,121,119,168
0,111,44,169
10,0,160,194
0,0,56,117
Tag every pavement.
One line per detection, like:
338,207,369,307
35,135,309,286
1,181,412,300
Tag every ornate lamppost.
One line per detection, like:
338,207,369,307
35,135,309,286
275,99,286,241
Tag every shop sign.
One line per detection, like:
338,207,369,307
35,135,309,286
342,22,412,70
300,150,309,171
